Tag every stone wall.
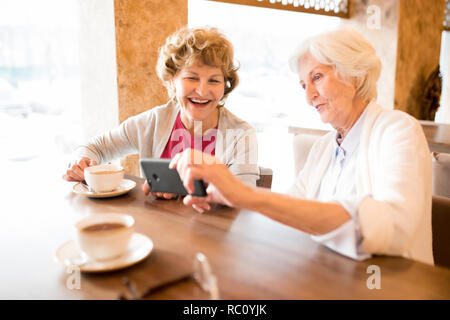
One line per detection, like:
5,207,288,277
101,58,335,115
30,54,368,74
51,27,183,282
395,0,446,118
114,0,187,175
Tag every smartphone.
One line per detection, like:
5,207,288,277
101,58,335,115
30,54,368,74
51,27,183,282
140,158,207,197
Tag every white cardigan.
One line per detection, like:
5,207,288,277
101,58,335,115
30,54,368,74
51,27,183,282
75,100,260,185
289,101,434,265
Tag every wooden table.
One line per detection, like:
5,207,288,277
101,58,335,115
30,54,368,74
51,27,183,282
1,165,449,300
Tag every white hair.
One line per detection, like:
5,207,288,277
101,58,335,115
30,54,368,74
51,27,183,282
288,28,382,103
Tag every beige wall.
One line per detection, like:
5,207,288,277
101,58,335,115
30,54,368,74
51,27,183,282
114,0,188,175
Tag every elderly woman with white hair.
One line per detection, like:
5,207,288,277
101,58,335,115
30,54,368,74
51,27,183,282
170,28,434,265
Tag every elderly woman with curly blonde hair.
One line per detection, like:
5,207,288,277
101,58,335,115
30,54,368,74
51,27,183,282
63,27,259,200
171,28,434,265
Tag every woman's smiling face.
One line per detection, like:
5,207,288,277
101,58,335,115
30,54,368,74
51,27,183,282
172,63,225,125
298,53,357,130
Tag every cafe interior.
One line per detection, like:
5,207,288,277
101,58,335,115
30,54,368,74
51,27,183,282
0,0,449,300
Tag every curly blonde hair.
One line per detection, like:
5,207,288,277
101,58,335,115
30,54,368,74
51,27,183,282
157,27,239,106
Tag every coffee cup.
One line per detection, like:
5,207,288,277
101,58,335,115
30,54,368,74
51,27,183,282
75,213,135,261
84,163,124,192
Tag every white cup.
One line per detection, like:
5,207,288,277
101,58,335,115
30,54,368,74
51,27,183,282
75,213,135,261
84,163,124,192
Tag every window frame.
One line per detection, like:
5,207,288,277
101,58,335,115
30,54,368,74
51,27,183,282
207,0,350,19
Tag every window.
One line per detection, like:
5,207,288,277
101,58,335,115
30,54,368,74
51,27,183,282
189,0,339,190
435,31,450,123
0,0,83,170
209,0,349,17
0,0,118,185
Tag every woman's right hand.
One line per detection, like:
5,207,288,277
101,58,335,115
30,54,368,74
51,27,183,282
63,157,97,182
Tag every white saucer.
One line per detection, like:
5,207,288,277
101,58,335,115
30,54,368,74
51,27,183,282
72,179,136,198
55,233,153,273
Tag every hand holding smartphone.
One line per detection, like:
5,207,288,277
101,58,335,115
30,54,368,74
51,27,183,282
140,158,207,197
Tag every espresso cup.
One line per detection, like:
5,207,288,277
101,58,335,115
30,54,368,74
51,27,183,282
84,163,124,192
75,213,135,261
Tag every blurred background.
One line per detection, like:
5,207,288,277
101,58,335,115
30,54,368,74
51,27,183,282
0,0,448,192
0,0,338,191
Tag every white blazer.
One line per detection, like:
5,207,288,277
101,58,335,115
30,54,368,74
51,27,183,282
289,101,434,265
